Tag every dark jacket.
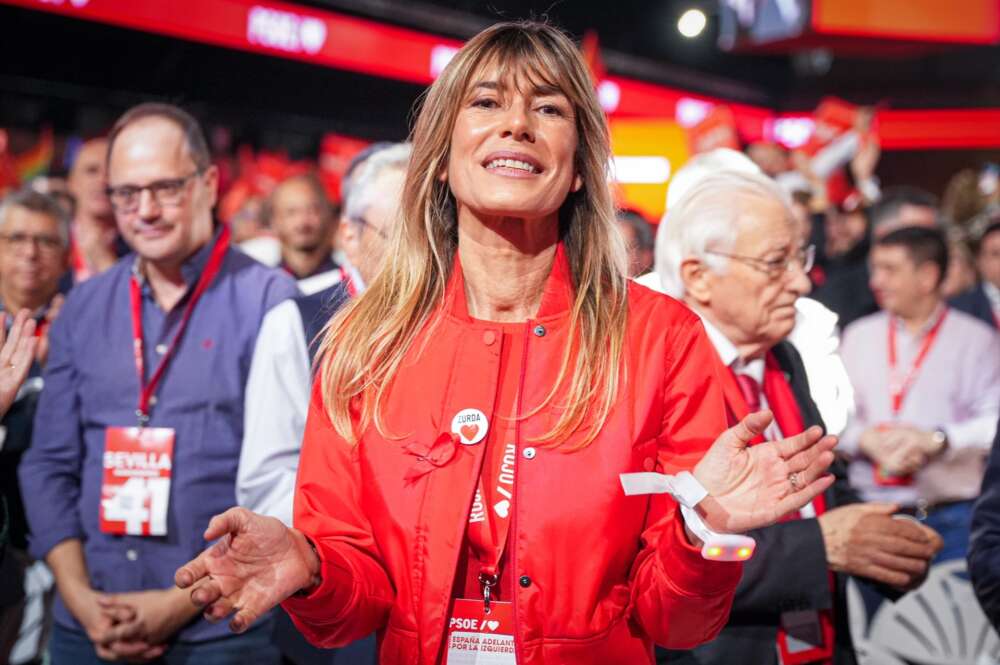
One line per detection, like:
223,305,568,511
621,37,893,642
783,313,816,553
969,411,1000,631
812,235,878,331
950,283,998,331
293,282,351,366
660,341,872,665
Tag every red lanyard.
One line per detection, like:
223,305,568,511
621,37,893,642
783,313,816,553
468,440,516,610
129,226,231,424
888,308,948,418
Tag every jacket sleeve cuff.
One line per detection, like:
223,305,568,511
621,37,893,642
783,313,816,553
281,543,358,625
658,511,742,598
29,522,84,562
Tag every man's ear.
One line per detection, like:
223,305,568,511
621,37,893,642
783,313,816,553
680,257,713,306
202,164,220,208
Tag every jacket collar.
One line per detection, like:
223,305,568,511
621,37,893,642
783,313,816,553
443,242,575,323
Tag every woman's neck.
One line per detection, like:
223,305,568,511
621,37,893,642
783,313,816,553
457,210,559,323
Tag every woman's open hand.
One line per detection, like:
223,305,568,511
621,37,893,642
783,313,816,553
0,310,37,418
693,411,836,534
174,507,320,634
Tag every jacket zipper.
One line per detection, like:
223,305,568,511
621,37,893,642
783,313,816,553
510,320,532,664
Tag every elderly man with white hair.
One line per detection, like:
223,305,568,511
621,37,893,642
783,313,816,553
654,169,942,665
638,148,854,436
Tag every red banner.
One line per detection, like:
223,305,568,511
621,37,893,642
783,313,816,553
5,0,1000,150
2,0,463,84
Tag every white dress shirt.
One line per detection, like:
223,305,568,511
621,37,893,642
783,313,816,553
984,280,1000,320
237,299,312,526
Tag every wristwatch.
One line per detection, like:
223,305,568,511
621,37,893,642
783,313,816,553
930,428,949,455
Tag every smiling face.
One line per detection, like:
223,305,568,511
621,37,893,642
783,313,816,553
445,65,582,227
702,195,811,352
108,116,218,267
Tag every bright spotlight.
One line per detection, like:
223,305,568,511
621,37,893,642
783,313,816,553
678,8,707,39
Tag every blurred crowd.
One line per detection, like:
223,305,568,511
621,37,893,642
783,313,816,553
0,95,998,665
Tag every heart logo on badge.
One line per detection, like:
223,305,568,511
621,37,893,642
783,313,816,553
451,408,488,445
485,620,500,632
493,499,510,518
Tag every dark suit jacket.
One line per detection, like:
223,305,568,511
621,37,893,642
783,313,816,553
950,283,998,331
969,411,1000,631
812,243,878,331
293,281,351,366
660,341,870,665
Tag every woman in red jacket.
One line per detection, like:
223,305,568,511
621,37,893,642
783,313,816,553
176,21,835,664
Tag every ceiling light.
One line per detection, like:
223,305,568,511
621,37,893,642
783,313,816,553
678,9,707,39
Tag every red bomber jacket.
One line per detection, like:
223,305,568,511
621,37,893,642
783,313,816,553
282,247,742,664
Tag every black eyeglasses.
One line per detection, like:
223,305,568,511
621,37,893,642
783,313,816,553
706,244,816,279
106,171,202,213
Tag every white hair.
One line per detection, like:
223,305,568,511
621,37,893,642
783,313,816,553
665,148,761,210
343,143,412,223
655,169,792,298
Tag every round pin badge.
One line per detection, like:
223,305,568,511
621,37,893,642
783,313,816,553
451,408,488,445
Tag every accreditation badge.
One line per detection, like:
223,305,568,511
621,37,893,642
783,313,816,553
99,427,175,536
777,609,834,665
446,599,515,665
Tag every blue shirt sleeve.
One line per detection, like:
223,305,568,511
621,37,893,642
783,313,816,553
18,290,86,560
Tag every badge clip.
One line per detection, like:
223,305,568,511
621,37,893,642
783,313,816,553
479,571,498,614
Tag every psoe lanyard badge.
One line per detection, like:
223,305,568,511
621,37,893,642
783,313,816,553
446,599,515,665
100,426,175,536
99,226,231,537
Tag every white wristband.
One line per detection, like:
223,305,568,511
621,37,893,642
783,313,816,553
620,471,755,562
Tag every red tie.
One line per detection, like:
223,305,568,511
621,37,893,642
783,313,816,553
734,372,762,413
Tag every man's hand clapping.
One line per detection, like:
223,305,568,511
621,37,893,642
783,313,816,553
819,503,942,590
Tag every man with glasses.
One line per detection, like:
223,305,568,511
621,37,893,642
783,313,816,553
19,103,296,664
840,226,1000,562
235,142,409,665
0,189,70,664
653,170,941,665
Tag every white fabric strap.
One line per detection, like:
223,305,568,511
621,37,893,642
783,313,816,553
620,471,756,562
619,471,708,509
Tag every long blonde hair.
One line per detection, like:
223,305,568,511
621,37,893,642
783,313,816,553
319,21,629,449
